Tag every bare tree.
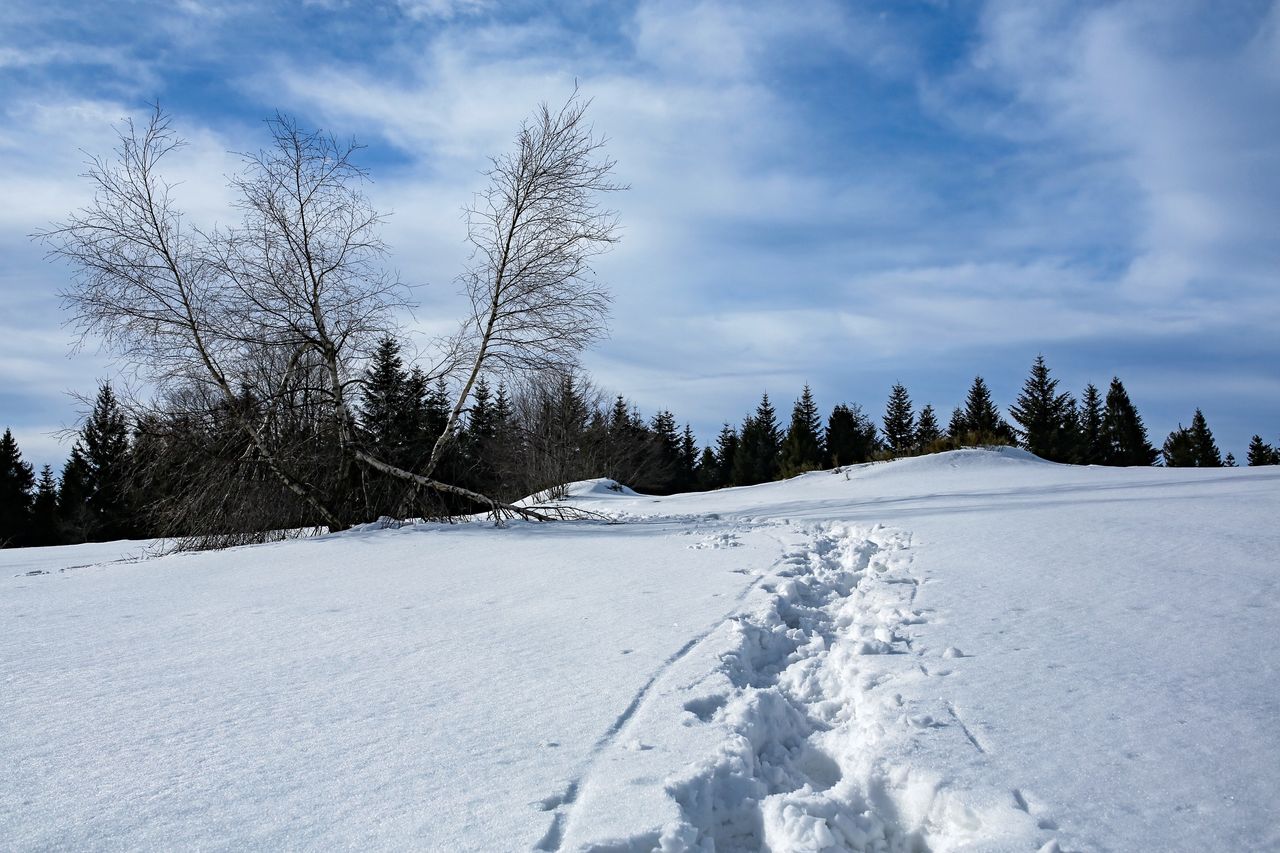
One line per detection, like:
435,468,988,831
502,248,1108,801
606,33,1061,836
345,93,623,520
39,94,621,533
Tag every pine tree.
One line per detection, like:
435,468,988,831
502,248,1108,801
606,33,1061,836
712,424,739,488
882,383,916,457
947,407,968,443
1246,435,1277,466
780,385,825,476
1162,425,1196,467
0,428,35,547
1078,383,1105,464
915,405,942,451
696,446,720,491
461,376,499,494
1224,452,1237,467
649,410,682,493
30,465,61,546
1187,409,1222,467
359,336,411,457
1100,378,1157,466
1010,355,1077,462
961,376,1012,444
81,383,137,540
732,394,780,486
679,425,699,491
57,444,93,543
825,404,878,466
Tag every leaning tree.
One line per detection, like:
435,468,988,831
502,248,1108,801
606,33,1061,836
40,94,621,536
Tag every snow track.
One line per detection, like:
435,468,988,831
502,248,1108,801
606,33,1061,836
559,521,1043,852
661,524,929,852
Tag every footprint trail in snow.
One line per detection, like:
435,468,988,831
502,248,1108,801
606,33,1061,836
551,521,1049,852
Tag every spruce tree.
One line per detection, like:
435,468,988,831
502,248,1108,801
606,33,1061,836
915,405,942,451
649,410,681,493
780,385,825,475
713,424,739,487
1187,409,1222,467
696,446,720,491
732,394,781,486
1224,452,1237,467
679,425,699,491
947,407,968,443
1010,355,1076,461
961,376,1012,444
358,336,434,472
57,444,93,543
31,465,61,546
1246,435,1277,466
81,383,136,540
882,383,916,457
1162,425,1196,467
826,404,879,466
1078,383,1105,464
0,428,35,547
1100,378,1157,466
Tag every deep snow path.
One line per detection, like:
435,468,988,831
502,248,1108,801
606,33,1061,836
558,522,1042,852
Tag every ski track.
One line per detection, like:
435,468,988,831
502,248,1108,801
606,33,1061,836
548,519,1050,852
533,520,778,852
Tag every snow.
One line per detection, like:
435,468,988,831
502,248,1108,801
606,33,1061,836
3,449,1279,851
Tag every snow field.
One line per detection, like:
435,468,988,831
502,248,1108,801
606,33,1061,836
4,452,1279,852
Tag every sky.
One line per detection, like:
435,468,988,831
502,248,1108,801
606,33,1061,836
1,0,1278,471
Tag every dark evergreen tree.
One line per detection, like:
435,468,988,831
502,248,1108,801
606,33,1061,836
649,410,681,492
359,337,405,446
826,404,879,466
81,383,137,540
600,394,653,490
30,465,61,546
679,424,699,491
780,385,825,475
57,443,93,543
947,407,968,443
696,446,720,491
1078,383,1105,464
961,376,1013,444
711,424,739,488
461,375,500,495
882,383,916,457
915,405,942,450
1247,435,1278,466
1010,355,1078,462
0,428,35,547
1224,452,1237,467
732,394,781,486
1187,409,1222,467
1100,377,1157,466
1162,425,1196,467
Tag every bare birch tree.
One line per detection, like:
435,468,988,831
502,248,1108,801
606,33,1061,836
345,94,623,519
39,93,621,532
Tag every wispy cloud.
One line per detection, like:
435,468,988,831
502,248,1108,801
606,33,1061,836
1,0,1278,468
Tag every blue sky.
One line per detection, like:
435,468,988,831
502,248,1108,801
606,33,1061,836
2,0,1278,470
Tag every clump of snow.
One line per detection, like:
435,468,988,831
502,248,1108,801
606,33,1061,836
560,477,640,498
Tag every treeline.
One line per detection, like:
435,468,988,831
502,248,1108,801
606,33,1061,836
2,352,1277,547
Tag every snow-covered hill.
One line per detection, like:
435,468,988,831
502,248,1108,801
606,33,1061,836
3,450,1278,851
